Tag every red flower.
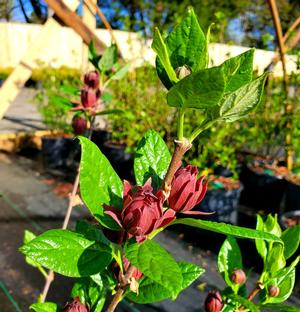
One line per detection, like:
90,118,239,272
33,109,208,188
84,71,99,89
204,291,223,312
72,116,87,135
80,86,99,108
168,165,209,215
105,179,175,243
64,297,89,312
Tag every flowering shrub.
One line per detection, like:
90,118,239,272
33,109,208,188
20,7,299,312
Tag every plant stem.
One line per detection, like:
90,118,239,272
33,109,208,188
177,108,185,141
247,282,264,301
162,138,192,197
40,170,81,302
189,119,216,143
105,265,136,312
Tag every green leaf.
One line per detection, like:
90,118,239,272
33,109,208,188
134,130,171,188
20,229,112,277
79,136,123,230
205,23,214,67
110,63,130,80
126,261,204,303
179,261,205,288
71,277,106,312
218,236,243,290
171,219,283,243
264,214,282,237
255,215,267,261
222,49,254,93
98,44,118,72
266,243,286,274
30,302,62,312
152,28,178,89
124,240,183,295
165,7,207,73
75,220,110,245
267,268,295,303
167,65,226,109
218,72,268,122
281,225,300,259
227,294,260,312
88,41,101,70
262,303,300,311
24,230,41,269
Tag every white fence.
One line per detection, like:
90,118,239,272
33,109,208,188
0,22,298,77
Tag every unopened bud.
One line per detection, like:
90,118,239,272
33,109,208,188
230,269,246,285
204,290,223,312
175,65,191,80
64,297,90,312
268,285,280,297
84,71,99,89
72,116,87,135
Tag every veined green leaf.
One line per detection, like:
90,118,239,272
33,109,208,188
98,44,117,72
222,49,254,93
255,215,267,261
126,261,204,303
79,136,123,230
167,65,226,109
281,225,300,259
165,7,207,72
152,28,178,89
134,130,171,188
125,240,182,295
171,219,283,243
218,72,268,122
218,236,243,290
71,277,106,312
20,229,112,277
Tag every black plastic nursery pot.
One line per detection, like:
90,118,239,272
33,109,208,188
196,187,243,224
102,142,134,181
239,165,287,213
42,136,80,171
283,181,300,212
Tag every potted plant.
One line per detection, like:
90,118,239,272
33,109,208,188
20,8,299,312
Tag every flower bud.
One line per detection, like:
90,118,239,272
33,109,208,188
64,297,89,312
169,165,208,214
80,86,99,108
268,285,280,297
72,116,87,135
175,65,191,80
84,70,99,89
204,290,223,312
230,269,246,285
123,257,143,281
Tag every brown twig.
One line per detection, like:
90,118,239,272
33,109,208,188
247,282,264,301
40,170,81,302
105,266,136,312
83,0,122,57
162,138,192,197
267,0,293,170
